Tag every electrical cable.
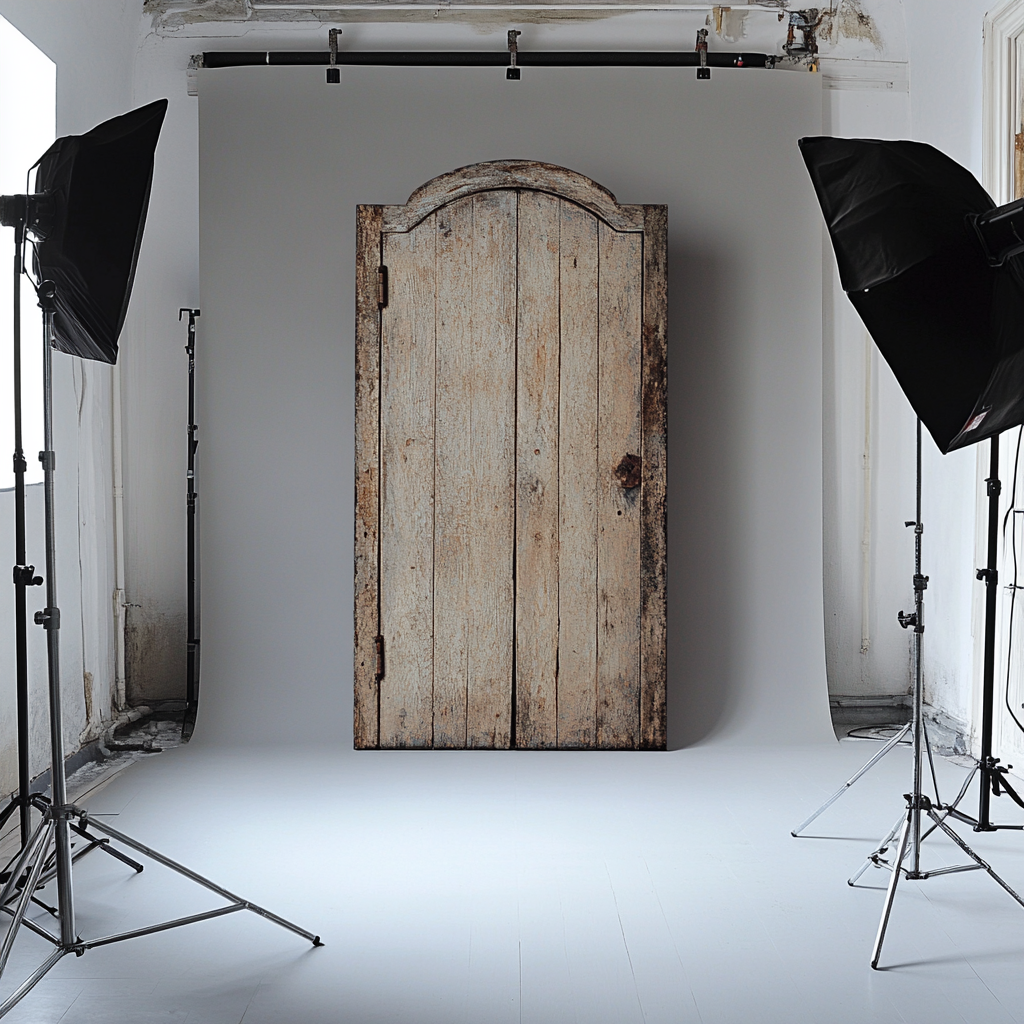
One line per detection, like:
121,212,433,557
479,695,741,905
1002,426,1024,736
846,726,912,743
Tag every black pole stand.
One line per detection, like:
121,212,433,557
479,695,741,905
180,308,200,742
0,210,43,859
938,436,1024,831
0,218,133,890
867,422,1024,970
792,421,940,838
0,285,320,1018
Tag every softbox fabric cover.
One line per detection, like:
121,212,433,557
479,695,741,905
800,136,1024,453
32,99,167,364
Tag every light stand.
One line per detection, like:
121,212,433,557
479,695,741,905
2,100,323,1015
0,209,132,886
856,421,1024,969
796,134,1024,969
0,209,43,855
181,307,200,742
0,282,321,1018
943,436,1024,831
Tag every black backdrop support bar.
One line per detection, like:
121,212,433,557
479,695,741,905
201,49,777,69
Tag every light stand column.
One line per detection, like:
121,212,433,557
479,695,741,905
872,418,928,967
910,419,926,874
942,432,1024,831
12,223,30,846
978,436,1002,830
0,212,43,853
33,281,75,949
181,307,200,741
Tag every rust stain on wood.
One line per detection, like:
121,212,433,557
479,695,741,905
613,452,642,490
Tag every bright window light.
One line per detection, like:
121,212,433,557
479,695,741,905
0,16,55,489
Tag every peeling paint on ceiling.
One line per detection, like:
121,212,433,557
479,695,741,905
709,6,748,44
819,0,883,51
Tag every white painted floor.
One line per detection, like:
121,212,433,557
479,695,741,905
4,736,1024,1023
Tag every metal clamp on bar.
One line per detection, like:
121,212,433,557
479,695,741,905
696,28,710,79
507,30,522,80
327,28,341,83
13,565,42,587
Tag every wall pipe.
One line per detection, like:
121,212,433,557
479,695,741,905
861,332,872,656
111,360,127,711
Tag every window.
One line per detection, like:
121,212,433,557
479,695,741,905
0,15,55,489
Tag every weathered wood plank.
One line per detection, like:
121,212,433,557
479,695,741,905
640,206,669,750
557,200,600,749
463,191,516,749
379,217,437,748
433,196,475,748
383,160,644,234
515,190,561,749
596,223,642,749
354,205,383,749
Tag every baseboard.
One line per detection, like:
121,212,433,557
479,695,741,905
829,693,968,755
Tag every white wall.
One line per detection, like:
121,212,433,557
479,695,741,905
820,0,999,743
0,0,1000,776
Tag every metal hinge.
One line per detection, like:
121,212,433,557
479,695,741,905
377,266,388,309
375,634,385,681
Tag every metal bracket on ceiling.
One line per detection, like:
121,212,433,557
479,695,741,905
327,28,342,83
187,53,204,97
507,30,522,81
695,27,710,79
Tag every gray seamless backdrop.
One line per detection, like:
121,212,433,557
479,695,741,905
196,64,829,749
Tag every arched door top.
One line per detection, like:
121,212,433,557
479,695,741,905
381,159,645,233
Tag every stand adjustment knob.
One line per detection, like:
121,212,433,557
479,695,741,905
34,607,60,629
13,564,42,586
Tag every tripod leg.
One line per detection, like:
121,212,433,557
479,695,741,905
69,824,144,873
922,718,941,805
871,807,912,969
0,825,52,979
792,723,911,836
0,816,48,911
927,810,1024,908
0,947,67,1019
849,813,904,886
79,815,321,946
0,800,20,833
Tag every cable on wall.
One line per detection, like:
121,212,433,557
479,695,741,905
1003,425,1024,735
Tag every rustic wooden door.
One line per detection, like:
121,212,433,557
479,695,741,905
355,161,666,750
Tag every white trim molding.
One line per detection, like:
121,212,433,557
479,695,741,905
983,0,1024,203
978,0,1024,768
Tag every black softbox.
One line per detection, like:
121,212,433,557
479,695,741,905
799,136,1024,454
32,98,167,364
